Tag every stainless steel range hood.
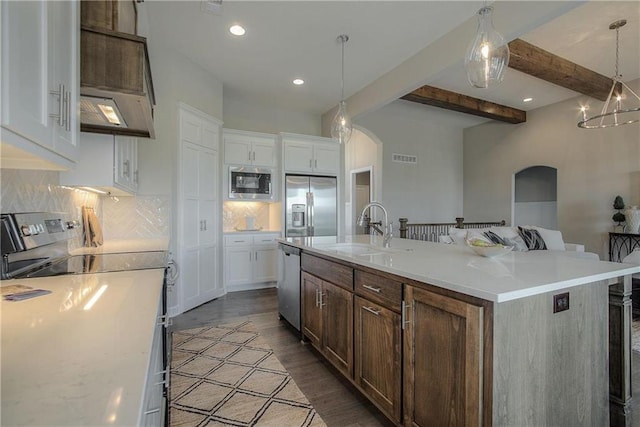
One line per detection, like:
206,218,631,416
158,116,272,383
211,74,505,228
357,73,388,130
80,26,156,139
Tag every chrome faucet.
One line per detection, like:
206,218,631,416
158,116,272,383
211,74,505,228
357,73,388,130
357,202,392,248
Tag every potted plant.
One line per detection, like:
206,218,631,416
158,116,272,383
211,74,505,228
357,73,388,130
613,195,626,232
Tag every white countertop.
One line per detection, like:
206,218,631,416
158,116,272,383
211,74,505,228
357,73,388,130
1,269,164,426
70,238,170,255
281,235,640,303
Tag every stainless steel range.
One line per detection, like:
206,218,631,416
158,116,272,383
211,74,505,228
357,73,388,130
1,212,168,279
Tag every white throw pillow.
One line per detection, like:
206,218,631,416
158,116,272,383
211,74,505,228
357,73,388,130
489,226,519,239
528,226,566,251
448,227,467,245
489,226,529,252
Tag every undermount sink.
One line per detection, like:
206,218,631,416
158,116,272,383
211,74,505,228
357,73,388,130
323,243,413,257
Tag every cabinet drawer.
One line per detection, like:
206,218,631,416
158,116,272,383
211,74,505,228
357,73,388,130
355,270,402,312
301,253,353,291
252,234,280,246
224,235,252,246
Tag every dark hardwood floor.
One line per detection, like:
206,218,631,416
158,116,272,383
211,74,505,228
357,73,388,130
170,288,394,427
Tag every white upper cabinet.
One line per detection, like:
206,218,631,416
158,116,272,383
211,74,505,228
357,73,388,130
1,0,78,169
60,133,138,196
223,128,276,168
281,133,340,175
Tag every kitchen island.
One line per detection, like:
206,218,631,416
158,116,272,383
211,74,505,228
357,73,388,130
1,268,166,426
280,234,640,426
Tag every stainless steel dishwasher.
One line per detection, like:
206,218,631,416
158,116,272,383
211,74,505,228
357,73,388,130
278,243,301,331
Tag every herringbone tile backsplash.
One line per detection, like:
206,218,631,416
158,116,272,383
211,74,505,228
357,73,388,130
223,201,280,231
1,169,170,245
102,195,170,240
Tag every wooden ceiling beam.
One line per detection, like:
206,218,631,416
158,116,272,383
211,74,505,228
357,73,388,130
400,85,526,124
508,38,620,102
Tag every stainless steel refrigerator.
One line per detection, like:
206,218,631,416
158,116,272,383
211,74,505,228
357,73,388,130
285,175,337,237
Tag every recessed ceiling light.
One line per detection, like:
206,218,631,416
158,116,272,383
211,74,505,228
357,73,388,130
523,97,533,103
229,25,245,36
293,79,304,85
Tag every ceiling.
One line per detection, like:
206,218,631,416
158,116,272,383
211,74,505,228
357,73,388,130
144,1,640,127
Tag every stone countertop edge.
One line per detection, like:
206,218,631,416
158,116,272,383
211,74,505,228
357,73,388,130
70,238,170,255
0,269,165,426
278,235,640,303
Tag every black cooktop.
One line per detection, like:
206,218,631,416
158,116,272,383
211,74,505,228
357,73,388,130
12,251,168,279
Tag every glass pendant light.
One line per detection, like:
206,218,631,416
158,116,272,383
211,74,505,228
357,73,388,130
578,19,640,129
464,5,510,89
331,34,352,144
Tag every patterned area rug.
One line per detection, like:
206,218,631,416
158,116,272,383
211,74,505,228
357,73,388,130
169,320,325,426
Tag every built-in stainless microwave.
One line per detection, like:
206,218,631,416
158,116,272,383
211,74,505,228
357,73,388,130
229,167,274,200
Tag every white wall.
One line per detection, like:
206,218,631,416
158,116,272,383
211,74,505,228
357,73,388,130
344,128,382,234
223,88,320,135
355,100,468,229
137,46,224,197
463,79,640,258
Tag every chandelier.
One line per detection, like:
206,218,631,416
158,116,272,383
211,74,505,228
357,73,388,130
331,34,353,144
464,5,510,89
578,19,640,129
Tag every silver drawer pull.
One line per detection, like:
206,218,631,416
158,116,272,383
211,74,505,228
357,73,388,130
362,284,382,293
363,306,380,316
144,408,161,415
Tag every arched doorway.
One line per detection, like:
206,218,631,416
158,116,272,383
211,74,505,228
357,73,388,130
513,166,558,229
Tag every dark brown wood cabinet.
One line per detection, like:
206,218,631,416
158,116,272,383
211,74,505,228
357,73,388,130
301,252,491,426
301,271,322,347
322,282,353,377
403,285,484,427
354,296,402,423
301,270,353,377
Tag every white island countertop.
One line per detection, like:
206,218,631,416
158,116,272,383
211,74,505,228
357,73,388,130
281,235,640,303
1,269,164,426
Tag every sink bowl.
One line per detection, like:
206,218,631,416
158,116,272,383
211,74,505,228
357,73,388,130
322,243,413,257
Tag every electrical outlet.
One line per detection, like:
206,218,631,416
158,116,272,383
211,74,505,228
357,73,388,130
553,292,570,313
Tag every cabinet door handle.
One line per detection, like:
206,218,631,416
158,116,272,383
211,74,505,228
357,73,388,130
123,160,131,178
134,170,139,184
66,89,72,132
203,219,207,231
255,251,258,261
363,306,381,316
49,83,64,126
401,301,413,330
309,159,313,168
315,159,318,168
144,408,161,415
320,291,326,307
315,288,319,307
252,151,256,161
61,87,68,129
362,284,382,293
